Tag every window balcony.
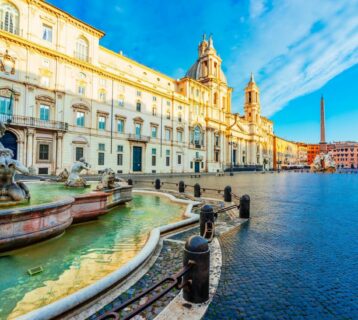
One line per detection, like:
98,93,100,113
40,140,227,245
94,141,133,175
1,114,68,131
127,134,150,143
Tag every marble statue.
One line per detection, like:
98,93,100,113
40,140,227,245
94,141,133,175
96,168,128,190
96,168,117,190
55,168,69,182
0,121,30,203
65,158,91,187
311,152,336,173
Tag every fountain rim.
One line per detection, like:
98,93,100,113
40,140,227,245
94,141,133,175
0,196,75,217
16,190,200,320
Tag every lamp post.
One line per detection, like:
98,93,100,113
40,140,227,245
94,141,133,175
229,134,233,176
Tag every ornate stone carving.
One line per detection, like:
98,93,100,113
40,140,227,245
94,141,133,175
0,50,16,75
65,158,91,187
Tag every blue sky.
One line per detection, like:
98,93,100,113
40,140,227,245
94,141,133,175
49,0,358,143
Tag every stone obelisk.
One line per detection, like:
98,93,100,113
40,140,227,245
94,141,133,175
319,95,327,153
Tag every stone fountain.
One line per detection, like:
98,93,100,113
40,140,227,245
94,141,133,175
0,121,30,205
311,151,336,173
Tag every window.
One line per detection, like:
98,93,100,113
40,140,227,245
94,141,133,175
75,147,84,161
76,111,85,127
39,144,49,160
190,161,193,169
117,145,123,166
166,150,170,166
0,96,11,114
98,143,105,165
166,101,171,106
118,97,124,107
215,151,219,162
152,106,157,116
0,2,19,34
166,110,170,120
165,129,171,141
177,131,183,143
98,116,106,130
99,90,106,102
215,135,220,147
136,90,141,97
41,76,50,88
40,105,50,121
75,37,89,61
152,148,156,166
193,126,202,146
42,24,52,42
152,96,157,102
151,126,157,138
78,84,85,96
117,119,124,133
98,152,105,165
178,154,182,165
135,123,142,137
136,101,141,112
178,113,182,123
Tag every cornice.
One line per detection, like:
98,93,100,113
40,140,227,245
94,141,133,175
0,31,189,103
28,0,105,38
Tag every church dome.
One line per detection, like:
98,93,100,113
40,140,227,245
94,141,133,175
185,60,227,84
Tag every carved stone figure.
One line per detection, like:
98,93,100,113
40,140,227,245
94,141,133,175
311,152,336,173
0,122,30,203
96,168,117,190
55,168,69,182
65,158,91,187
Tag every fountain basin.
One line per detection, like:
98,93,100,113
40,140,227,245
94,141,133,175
0,197,74,252
104,185,133,208
0,183,133,252
71,192,109,223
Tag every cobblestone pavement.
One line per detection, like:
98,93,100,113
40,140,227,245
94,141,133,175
88,240,184,320
204,177,358,319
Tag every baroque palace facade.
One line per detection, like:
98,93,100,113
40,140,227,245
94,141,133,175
0,0,288,175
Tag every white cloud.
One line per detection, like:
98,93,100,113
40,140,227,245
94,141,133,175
249,0,266,19
227,0,358,116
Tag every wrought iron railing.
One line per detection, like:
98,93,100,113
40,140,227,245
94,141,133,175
98,263,193,320
0,114,68,131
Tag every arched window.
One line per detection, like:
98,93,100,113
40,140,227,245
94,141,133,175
192,125,203,147
0,2,19,34
75,37,89,61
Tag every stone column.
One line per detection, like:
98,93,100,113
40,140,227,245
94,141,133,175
56,132,63,172
26,128,35,167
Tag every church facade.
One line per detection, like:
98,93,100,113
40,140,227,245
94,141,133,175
0,0,279,174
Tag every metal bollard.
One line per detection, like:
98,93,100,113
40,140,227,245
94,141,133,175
154,178,161,190
179,181,185,193
183,235,210,304
239,194,250,218
200,205,215,237
127,178,133,186
194,183,201,197
224,186,232,202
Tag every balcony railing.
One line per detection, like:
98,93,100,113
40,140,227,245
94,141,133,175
127,134,150,143
0,114,68,131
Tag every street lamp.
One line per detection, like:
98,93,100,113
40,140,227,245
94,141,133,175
229,134,233,176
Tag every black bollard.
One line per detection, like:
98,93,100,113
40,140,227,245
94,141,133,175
194,183,201,197
239,194,250,218
155,178,161,190
183,235,210,304
200,205,215,237
179,181,185,193
127,178,133,186
224,186,232,202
